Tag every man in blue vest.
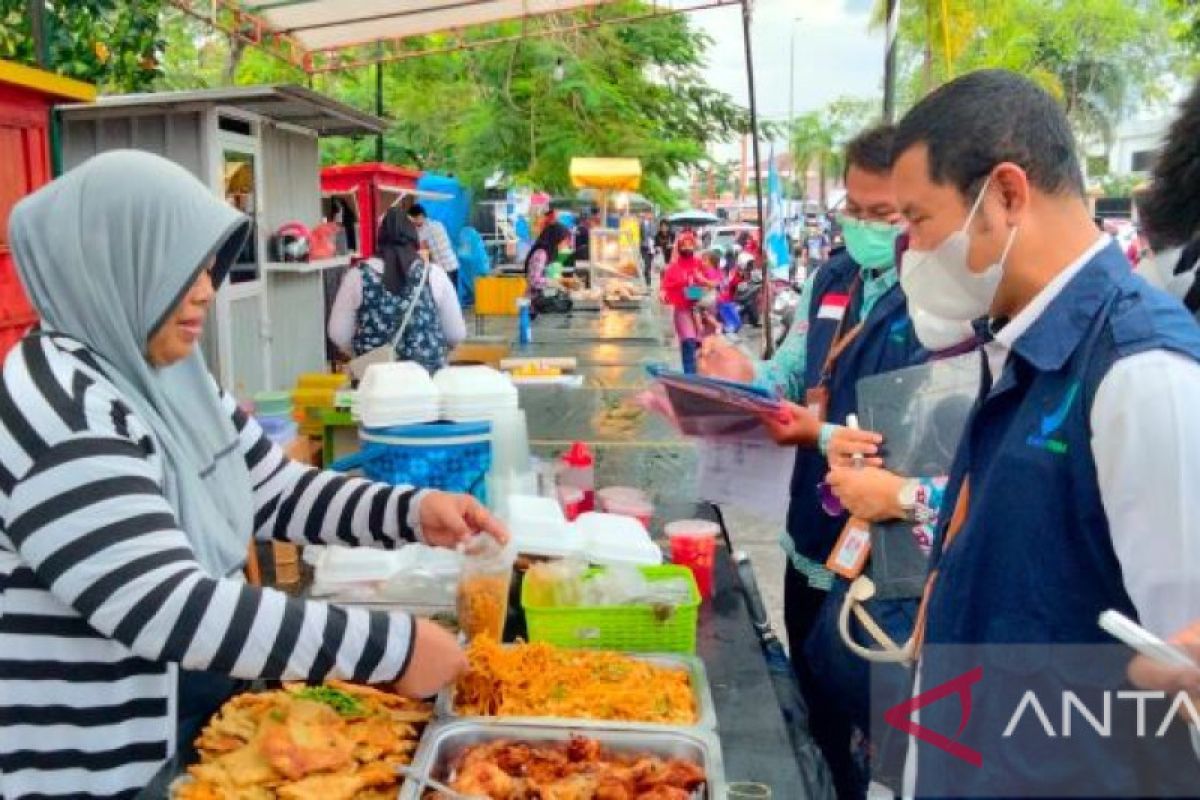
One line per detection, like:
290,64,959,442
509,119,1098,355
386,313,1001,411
700,124,928,799
891,69,1200,796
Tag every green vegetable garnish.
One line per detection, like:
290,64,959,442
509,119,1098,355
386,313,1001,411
296,686,364,717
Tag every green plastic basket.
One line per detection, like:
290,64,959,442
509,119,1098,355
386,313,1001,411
521,565,701,654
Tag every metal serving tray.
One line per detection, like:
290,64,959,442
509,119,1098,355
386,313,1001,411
435,651,718,731
398,720,726,800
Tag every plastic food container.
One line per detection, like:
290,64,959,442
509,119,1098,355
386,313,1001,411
665,520,721,600
253,390,293,418
400,721,726,800
505,494,583,559
521,565,701,654
456,535,516,641
597,486,654,530
436,648,717,729
575,512,663,567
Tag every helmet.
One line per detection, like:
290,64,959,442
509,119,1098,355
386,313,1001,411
270,221,311,263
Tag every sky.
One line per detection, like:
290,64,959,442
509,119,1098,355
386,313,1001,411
693,0,885,159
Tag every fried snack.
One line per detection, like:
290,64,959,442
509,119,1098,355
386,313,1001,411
457,573,510,641
428,735,706,799
454,639,697,725
174,682,432,800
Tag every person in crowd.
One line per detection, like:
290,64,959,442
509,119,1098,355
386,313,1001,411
699,124,924,799
640,211,656,284
408,203,460,290
523,215,572,294
1137,77,1200,315
329,208,465,373
654,220,674,269
888,69,1200,797
660,231,706,373
804,223,830,270
0,151,508,798
573,212,591,265
691,249,723,336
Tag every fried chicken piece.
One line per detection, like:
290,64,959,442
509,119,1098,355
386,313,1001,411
452,760,518,799
633,759,706,797
566,735,602,763
594,777,634,800
275,761,396,800
257,700,355,781
634,787,692,800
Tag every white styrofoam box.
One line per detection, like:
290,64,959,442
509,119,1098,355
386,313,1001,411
312,544,464,605
506,494,584,559
574,511,664,567
358,362,441,428
434,365,517,401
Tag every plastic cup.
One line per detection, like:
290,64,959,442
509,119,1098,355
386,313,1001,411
665,519,720,599
457,535,515,641
597,486,654,530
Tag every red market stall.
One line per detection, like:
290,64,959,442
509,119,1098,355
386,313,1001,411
0,60,95,357
319,162,422,259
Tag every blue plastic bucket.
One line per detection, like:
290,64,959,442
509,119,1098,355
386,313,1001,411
330,420,492,501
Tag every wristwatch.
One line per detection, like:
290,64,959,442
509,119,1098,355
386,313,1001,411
896,478,921,523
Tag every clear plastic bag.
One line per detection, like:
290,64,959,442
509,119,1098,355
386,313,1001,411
457,535,516,641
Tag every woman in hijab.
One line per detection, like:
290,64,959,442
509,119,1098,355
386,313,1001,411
523,215,572,293
328,207,465,372
0,151,505,798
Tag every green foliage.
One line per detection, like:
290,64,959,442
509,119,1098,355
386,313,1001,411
790,96,878,203
875,0,1178,147
0,0,165,91
1099,172,1144,198
152,3,746,207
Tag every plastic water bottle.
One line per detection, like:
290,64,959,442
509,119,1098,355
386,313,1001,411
517,297,532,345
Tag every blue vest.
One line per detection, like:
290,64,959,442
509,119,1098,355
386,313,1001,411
786,253,927,561
915,244,1200,796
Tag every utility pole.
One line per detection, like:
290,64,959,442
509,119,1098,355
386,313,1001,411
883,0,899,122
788,18,801,199
740,0,773,356
374,44,385,161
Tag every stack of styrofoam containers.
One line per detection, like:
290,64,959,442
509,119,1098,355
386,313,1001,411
505,497,663,567
357,362,441,428
434,365,519,422
434,366,534,512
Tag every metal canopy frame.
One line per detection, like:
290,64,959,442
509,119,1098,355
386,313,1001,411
168,0,740,73
167,0,771,353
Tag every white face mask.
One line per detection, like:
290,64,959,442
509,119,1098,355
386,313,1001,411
900,175,1019,321
910,305,977,351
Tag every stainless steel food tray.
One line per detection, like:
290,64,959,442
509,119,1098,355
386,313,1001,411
435,651,717,731
398,720,726,800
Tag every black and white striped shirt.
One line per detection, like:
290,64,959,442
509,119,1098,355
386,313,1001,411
0,335,419,799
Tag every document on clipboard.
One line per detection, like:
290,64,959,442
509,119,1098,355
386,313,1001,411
647,365,782,438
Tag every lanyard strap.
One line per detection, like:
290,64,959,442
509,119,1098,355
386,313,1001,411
818,275,864,386
910,478,972,655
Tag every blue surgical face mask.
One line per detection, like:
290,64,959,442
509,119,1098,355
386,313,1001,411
839,215,902,271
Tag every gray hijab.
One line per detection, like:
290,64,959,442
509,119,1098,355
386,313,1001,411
9,150,253,577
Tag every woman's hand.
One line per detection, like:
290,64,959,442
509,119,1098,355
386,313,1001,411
393,618,468,698
759,401,822,447
418,490,510,549
1127,620,1200,697
827,425,885,468
697,336,754,383
826,466,906,522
